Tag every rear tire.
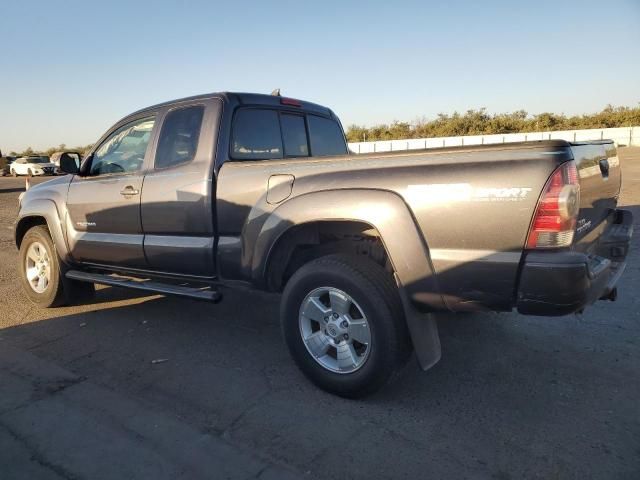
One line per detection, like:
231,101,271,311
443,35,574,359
281,254,411,398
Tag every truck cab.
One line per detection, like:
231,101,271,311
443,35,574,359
58,92,347,278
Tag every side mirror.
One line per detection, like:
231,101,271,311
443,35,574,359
59,153,81,175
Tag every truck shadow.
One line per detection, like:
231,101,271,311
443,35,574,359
6,197,638,401
0,187,29,194
3,194,638,403
2,202,637,479
0,286,596,402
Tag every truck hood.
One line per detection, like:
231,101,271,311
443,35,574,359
27,174,72,192
18,174,72,213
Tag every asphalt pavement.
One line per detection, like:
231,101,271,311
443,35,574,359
1,149,639,479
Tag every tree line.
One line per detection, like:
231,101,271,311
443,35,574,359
5,143,94,158
345,105,640,143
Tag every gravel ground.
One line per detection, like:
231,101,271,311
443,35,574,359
0,149,639,479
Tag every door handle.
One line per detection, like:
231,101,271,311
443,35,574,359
120,186,140,196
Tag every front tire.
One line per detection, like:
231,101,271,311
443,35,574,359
281,254,411,398
19,225,95,307
19,226,66,307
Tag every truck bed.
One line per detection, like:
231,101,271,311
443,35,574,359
218,139,599,312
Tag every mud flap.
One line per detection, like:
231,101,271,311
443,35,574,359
398,288,442,371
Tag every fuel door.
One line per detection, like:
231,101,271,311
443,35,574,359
267,174,295,205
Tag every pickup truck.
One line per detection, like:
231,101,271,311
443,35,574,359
15,92,633,397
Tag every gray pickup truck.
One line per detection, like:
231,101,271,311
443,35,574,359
15,92,633,397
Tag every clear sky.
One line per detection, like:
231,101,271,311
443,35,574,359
1,0,639,153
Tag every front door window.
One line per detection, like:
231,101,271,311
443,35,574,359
89,117,155,175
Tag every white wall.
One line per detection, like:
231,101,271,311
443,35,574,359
348,126,639,154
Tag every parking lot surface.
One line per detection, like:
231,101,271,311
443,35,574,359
1,149,639,479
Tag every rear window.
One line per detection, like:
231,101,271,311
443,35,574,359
307,115,347,157
232,109,282,160
281,114,309,157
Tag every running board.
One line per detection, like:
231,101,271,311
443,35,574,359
65,270,222,303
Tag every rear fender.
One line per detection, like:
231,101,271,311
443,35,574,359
252,189,445,370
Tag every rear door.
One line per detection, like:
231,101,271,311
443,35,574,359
571,141,621,253
140,98,221,276
66,115,156,267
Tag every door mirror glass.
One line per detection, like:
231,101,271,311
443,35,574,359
59,153,80,174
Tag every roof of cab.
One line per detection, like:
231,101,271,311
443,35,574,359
128,91,333,119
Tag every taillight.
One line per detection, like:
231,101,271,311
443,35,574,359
526,161,580,249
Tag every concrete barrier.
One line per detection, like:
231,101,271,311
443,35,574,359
349,126,639,154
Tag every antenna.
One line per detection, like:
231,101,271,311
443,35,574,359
270,88,281,96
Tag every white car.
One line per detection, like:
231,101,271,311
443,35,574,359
10,156,57,176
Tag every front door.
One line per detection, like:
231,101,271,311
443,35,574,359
66,115,156,267
140,100,220,276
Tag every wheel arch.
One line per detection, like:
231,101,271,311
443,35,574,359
252,189,445,311
15,200,70,262
263,219,388,292
15,216,49,248
260,189,445,372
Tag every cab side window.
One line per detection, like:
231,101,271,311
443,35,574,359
231,109,282,160
90,117,155,176
155,106,204,169
307,115,348,157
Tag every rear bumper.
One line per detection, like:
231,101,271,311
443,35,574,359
517,209,633,316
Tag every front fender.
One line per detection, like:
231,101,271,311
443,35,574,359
252,189,445,311
15,199,70,262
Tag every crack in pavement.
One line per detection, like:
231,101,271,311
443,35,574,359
0,374,87,417
0,422,82,480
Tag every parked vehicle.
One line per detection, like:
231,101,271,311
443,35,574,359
0,156,14,176
10,156,56,176
14,92,633,397
50,151,82,175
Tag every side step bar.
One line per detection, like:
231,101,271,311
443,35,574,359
65,270,222,303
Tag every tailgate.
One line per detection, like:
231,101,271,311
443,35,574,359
571,141,621,253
